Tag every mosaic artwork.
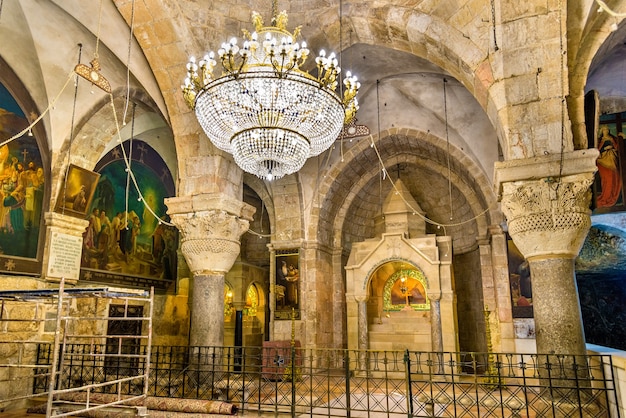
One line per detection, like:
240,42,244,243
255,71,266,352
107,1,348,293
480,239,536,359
383,268,430,312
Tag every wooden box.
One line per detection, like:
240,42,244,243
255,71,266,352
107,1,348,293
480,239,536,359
261,340,301,381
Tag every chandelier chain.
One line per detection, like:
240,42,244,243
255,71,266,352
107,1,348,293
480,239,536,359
490,0,499,51
443,78,453,222
94,0,103,59
122,0,136,124
61,45,84,217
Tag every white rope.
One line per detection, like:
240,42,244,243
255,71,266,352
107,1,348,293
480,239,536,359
108,94,174,227
595,0,626,18
0,70,75,148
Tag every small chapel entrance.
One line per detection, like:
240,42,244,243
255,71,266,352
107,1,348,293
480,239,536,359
366,261,433,351
345,179,459,353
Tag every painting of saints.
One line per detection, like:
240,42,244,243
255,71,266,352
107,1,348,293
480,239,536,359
0,82,45,259
275,252,300,317
596,125,623,208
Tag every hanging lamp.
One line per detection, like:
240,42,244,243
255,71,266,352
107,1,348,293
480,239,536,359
182,5,359,180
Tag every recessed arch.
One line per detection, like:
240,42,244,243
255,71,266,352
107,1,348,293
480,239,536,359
312,128,499,253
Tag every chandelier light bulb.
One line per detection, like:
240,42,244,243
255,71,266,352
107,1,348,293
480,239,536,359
182,10,359,180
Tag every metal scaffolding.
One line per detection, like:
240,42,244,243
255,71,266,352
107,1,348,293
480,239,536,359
0,278,153,417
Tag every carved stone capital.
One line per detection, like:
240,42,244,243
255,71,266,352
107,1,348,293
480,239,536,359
500,173,594,259
166,193,255,275
426,292,442,302
169,210,249,275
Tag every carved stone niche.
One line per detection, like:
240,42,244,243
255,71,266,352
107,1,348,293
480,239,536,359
344,179,457,354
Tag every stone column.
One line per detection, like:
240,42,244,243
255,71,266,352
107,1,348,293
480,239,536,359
166,193,254,347
357,298,368,351
427,292,443,353
356,297,368,373
267,246,276,340
495,151,597,357
427,292,444,375
43,212,89,284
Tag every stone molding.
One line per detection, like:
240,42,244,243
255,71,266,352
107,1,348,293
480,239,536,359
44,211,89,234
494,149,598,199
165,193,255,221
426,291,442,301
499,173,594,259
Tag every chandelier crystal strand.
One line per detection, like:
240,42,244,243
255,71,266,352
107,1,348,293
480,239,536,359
182,10,359,180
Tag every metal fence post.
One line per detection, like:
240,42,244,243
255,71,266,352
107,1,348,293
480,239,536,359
405,349,413,417
291,344,296,417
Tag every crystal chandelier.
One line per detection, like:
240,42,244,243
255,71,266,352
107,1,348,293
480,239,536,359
182,10,359,180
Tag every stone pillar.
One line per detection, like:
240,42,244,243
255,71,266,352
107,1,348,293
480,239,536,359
331,247,345,350
357,298,368,351
42,212,89,284
166,193,254,347
267,246,276,340
356,297,368,373
495,151,597,357
427,292,443,353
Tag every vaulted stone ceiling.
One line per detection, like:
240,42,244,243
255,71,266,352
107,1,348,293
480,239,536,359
0,0,622,256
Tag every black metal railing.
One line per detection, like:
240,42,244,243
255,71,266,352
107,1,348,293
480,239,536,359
33,344,620,417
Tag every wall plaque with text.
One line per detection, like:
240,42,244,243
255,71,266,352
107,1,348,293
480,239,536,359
47,232,83,281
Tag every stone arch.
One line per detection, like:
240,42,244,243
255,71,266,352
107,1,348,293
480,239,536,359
312,128,499,252
114,1,502,177
335,8,501,146
567,2,624,149
243,173,275,236
52,88,175,211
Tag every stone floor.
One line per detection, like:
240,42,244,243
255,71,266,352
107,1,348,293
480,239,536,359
0,410,43,417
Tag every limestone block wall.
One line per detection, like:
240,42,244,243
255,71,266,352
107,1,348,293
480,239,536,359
0,277,54,406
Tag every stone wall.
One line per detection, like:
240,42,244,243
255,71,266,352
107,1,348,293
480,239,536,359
453,250,487,354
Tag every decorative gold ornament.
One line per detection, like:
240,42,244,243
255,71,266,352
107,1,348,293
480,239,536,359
74,58,111,93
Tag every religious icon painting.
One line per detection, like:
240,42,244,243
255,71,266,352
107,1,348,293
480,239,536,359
54,164,100,217
275,249,300,320
0,81,46,266
382,268,430,312
507,235,533,318
593,117,626,213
